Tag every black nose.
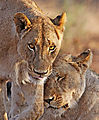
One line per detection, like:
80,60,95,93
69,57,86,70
33,69,48,75
44,97,54,104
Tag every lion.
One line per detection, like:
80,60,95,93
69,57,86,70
0,0,66,119
41,49,99,120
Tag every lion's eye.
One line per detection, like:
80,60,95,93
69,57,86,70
57,76,65,81
28,43,35,51
49,45,56,52
57,76,62,81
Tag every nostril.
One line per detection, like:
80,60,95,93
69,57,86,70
44,97,54,104
33,69,48,75
63,103,69,109
44,99,51,104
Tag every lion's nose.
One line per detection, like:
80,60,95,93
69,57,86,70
44,97,54,104
33,69,48,75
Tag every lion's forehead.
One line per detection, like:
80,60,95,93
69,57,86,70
22,17,59,49
31,17,55,33
25,24,57,46
45,66,81,93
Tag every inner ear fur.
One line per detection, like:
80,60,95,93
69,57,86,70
75,49,93,68
50,12,67,32
69,49,93,72
14,13,32,36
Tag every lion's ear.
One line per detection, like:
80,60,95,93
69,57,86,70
14,13,32,37
50,12,67,32
76,49,93,68
69,49,93,73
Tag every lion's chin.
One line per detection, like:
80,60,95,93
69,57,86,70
44,107,66,117
44,102,70,117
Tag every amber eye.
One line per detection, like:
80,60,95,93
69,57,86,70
28,43,35,51
49,45,56,52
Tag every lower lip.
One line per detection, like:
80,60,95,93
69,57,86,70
29,73,43,80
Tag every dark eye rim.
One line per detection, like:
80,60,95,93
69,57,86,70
44,96,55,104
57,75,66,81
49,45,56,52
57,76,61,81
28,43,35,51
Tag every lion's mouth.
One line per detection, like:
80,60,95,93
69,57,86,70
28,73,43,80
28,66,51,79
48,103,69,110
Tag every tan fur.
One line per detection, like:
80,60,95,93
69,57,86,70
9,60,45,120
0,79,10,120
0,0,66,119
41,49,99,120
0,84,5,120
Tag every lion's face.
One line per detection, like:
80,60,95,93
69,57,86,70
14,13,66,79
44,50,92,114
44,61,83,110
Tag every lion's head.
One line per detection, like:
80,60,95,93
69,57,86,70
14,12,66,79
44,49,92,115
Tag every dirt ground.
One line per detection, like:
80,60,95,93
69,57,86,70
36,0,99,73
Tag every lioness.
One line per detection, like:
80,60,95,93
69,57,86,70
0,0,66,119
41,49,99,120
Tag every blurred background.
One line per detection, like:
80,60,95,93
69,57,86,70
35,0,99,73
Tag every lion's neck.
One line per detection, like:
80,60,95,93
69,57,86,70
86,69,99,88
